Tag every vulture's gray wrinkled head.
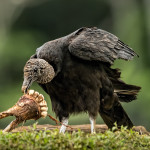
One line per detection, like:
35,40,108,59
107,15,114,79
22,59,55,93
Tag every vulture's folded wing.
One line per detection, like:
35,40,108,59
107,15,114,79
69,27,138,64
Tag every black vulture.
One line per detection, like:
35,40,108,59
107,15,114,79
22,27,141,133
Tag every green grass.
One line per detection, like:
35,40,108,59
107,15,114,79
0,126,150,150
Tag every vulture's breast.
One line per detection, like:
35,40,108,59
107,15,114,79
46,53,103,113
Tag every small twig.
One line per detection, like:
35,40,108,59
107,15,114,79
47,114,59,125
47,114,74,130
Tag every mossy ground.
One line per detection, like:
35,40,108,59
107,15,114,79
0,125,150,150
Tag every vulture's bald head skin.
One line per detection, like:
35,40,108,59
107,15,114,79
22,59,55,93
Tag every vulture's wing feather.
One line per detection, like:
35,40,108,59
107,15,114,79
69,28,138,64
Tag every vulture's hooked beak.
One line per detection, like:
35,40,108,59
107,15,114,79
21,78,33,94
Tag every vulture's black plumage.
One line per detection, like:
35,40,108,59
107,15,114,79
22,27,141,133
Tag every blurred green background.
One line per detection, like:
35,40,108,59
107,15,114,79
0,0,150,130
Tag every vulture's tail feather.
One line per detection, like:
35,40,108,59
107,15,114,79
112,79,141,102
105,66,141,102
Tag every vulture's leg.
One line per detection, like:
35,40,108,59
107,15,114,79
59,117,69,133
89,116,96,134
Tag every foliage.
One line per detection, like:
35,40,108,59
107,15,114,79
0,126,150,150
